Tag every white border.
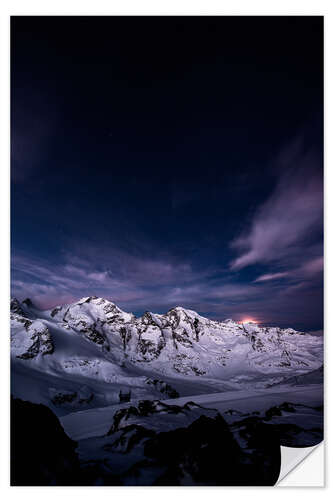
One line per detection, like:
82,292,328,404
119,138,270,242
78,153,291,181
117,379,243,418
1,1,331,497
0,0,330,15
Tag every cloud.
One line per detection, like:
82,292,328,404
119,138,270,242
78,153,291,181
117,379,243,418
11,208,323,331
11,246,264,320
225,139,323,330
254,256,323,285
230,148,322,271
11,249,212,310
87,271,110,282
254,272,289,282
300,256,323,275
11,248,323,330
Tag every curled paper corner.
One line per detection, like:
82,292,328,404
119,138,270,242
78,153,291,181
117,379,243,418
277,442,324,486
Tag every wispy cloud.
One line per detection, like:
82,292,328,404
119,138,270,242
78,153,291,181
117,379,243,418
230,147,322,271
254,272,289,283
301,256,323,275
11,249,213,309
254,256,323,284
11,247,265,319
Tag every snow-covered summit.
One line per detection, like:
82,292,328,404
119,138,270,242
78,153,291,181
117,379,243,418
11,296,323,411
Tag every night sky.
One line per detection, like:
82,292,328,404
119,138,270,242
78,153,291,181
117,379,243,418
11,16,323,331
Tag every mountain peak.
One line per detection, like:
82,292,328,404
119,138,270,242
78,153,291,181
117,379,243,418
167,306,196,316
11,295,323,392
75,296,119,308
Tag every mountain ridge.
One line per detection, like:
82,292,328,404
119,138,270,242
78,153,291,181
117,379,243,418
10,295,323,415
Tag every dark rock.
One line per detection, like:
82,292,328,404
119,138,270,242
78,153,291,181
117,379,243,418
119,326,132,350
51,391,78,405
144,378,179,398
119,390,131,403
143,414,280,486
11,397,80,485
264,402,296,420
10,298,25,316
109,424,155,453
108,406,140,434
50,306,62,318
22,298,34,308
84,400,283,485
50,387,94,407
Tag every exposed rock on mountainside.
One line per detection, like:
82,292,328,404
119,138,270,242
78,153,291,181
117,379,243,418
49,386,94,408
10,313,54,359
144,378,179,398
269,365,324,387
10,298,25,316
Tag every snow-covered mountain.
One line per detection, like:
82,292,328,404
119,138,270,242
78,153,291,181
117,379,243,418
10,296,323,414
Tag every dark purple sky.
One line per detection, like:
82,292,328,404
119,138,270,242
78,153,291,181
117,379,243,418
11,17,323,331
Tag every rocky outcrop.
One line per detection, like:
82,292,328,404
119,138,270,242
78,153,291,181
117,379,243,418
107,400,218,436
144,378,179,398
142,414,280,486
49,386,94,408
82,399,282,486
229,400,323,448
11,398,80,485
